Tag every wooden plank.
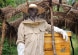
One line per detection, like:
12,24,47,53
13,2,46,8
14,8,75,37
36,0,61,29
44,31,71,55
44,31,71,37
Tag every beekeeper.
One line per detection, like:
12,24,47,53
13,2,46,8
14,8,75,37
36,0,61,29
16,4,68,55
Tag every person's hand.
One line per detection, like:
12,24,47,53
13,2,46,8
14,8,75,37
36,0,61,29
17,43,25,55
61,31,68,41
54,26,68,41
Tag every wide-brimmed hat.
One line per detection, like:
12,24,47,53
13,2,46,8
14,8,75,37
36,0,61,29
21,4,45,15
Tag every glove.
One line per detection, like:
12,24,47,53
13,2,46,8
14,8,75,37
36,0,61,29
54,26,68,41
60,30,68,41
17,43,25,55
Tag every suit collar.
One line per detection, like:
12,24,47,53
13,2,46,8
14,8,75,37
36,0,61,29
23,18,45,24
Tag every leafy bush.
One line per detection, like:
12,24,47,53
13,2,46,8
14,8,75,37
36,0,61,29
2,39,17,55
0,0,16,7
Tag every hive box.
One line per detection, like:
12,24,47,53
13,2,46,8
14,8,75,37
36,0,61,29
44,31,71,55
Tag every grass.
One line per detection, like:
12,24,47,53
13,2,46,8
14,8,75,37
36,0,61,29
2,38,17,55
71,34,78,55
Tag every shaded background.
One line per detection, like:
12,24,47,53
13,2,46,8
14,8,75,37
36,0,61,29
0,0,78,55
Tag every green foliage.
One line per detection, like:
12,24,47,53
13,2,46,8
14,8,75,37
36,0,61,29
0,0,16,7
2,39,17,55
2,39,11,55
5,0,16,7
71,34,78,55
0,0,5,7
67,0,76,5
15,0,26,5
0,0,78,55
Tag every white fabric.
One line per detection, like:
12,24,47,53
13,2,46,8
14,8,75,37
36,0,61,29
54,26,68,41
17,19,68,55
29,4,37,8
17,43,25,55
17,26,68,55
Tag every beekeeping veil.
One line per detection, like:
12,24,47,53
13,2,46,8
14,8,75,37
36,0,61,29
25,4,45,15
24,4,45,21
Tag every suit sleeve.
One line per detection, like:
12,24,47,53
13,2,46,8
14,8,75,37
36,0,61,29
45,21,64,32
45,21,68,41
16,23,25,45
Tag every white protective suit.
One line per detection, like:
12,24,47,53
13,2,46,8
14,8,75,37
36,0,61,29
17,18,68,55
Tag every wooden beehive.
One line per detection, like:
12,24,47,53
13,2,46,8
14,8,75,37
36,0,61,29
44,31,71,55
